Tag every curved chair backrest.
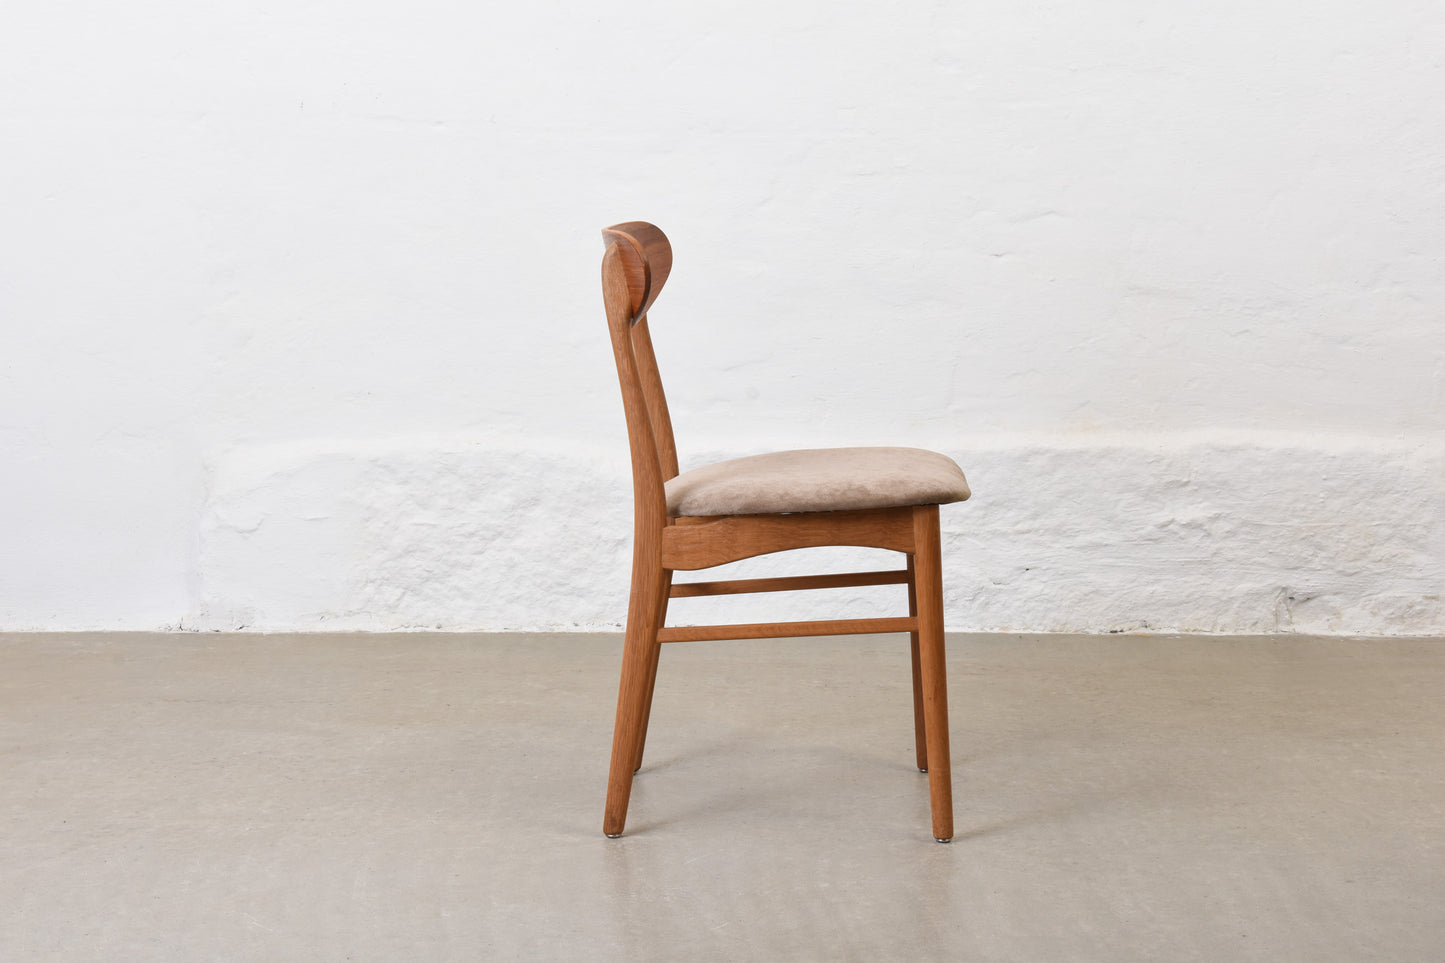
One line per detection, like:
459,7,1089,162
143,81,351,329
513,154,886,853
602,221,673,322
601,222,680,526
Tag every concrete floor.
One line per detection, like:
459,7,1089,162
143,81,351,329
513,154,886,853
1,632,1441,961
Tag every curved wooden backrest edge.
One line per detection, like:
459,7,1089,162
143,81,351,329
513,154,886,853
601,241,669,523
601,221,672,322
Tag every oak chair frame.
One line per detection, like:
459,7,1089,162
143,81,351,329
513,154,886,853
600,222,954,842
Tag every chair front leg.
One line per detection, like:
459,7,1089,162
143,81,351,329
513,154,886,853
603,549,670,838
912,504,954,842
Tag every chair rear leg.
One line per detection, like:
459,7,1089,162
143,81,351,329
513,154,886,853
604,554,669,837
630,570,673,773
907,557,929,772
912,505,954,842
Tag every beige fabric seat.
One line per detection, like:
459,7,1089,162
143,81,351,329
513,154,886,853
665,446,971,518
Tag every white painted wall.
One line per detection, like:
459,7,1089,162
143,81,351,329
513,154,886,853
2,1,1441,634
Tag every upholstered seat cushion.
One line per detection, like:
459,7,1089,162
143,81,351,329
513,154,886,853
664,447,971,518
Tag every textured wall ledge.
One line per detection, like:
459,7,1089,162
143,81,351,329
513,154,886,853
192,433,1443,636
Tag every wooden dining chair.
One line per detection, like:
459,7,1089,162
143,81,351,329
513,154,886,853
599,221,971,842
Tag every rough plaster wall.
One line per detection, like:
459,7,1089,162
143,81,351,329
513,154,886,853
194,433,1442,634
3,1,1442,633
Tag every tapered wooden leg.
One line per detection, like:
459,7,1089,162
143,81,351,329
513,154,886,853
907,557,928,772
912,505,953,842
630,569,673,773
603,551,669,838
